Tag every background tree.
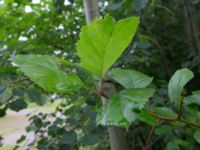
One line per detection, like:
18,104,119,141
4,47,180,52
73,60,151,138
0,0,200,150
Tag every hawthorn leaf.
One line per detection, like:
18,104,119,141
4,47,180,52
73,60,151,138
97,88,155,128
168,68,193,103
13,55,83,93
77,15,139,78
108,68,153,89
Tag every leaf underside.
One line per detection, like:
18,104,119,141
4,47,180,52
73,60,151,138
168,68,193,103
13,55,83,93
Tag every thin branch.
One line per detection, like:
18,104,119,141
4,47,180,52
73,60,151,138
148,111,200,128
177,96,184,119
179,118,200,128
144,125,156,150
149,111,176,121
8,77,29,85
137,133,145,149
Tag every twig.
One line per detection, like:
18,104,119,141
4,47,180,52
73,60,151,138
8,77,29,85
148,111,200,128
149,111,176,121
137,133,145,149
144,125,156,150
177,96,184,119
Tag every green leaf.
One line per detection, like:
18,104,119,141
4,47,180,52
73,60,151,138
108,68,153,89
194,130,200,144
9,99,28,112
168,68,194,103
13,55,83,93
184,90,200,105
0,106,7,117
152,107,177,118
155,125,174,135
16,135,26,144
97,88,155,128
136,110,158,126
60,131,77,145
77,15,139,78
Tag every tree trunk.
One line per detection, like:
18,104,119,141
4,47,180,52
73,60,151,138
83,0,99,24
102,79,129,150
82,1,129,149
180,0,200,55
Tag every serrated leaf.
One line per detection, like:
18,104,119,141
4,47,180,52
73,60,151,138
97,88,155,128
168,68,194,103
108,68,153,89
136,110,158,126
152,107,177,118
194,130,200,144
13,55,83,93
77,15,139,78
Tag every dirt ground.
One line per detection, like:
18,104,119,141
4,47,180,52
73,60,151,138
0,107,55,147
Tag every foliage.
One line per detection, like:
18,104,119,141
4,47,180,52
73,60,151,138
13,55,83,93
77,15,139,77
1,0,200,150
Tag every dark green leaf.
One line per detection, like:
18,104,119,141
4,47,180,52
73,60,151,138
97,88,155,128
9,99,28,112
155,125,174,135
152,107,177,118
16,135,26,144
136,110,158,126
60,131,77,145
108,68,153,89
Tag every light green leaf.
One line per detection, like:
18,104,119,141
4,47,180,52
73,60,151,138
108,68,153,89
13,55,83,93
168,68,194,103
136,110,158,126
152,107,177,118
194,130,200,144
97,88,155,128
77,15,139,78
